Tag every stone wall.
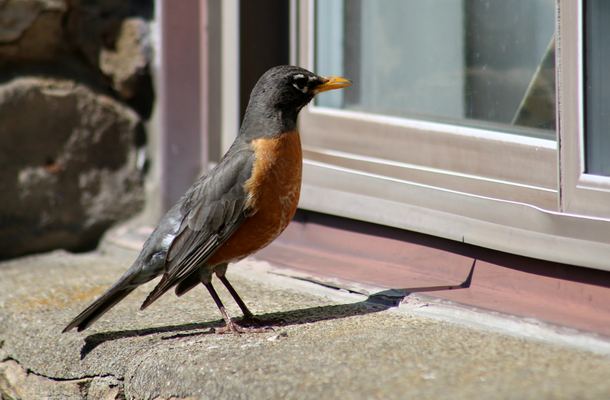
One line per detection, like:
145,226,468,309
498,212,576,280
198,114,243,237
0,0,155,259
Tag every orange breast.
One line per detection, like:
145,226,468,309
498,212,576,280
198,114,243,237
206,130,302,265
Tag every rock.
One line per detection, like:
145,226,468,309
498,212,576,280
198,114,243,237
0,0,64,43
0,77,145,260
100,17,152,100
63,0,127,74
0,0,155,119
0,1,66,66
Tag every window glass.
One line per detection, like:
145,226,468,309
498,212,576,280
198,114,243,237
585,0,610,176
315,0,556,139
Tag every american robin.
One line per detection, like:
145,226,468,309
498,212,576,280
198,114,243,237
63,65,351,334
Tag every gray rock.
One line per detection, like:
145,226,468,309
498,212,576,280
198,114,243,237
0,0,155,118
0,78,145,259
0,0,65,43
100,17,152,100
0,1,66,65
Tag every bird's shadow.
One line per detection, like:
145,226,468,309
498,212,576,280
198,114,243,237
79,298,393,360
80,263,474,359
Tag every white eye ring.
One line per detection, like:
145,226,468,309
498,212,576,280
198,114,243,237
293,82,308,93
292,74,309,93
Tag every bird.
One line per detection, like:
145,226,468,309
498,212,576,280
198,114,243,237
63,65,352,334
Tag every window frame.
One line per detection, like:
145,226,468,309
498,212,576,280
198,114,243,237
558,0,610,218
294,0,610,270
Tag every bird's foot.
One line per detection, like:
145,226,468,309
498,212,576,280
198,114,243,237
215,318,273,335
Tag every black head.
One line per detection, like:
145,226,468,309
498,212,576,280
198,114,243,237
239,65,352,139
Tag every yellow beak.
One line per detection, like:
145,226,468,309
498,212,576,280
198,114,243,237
311,76,353,95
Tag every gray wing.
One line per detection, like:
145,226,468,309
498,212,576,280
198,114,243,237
140,147,255,309
63,145,255,332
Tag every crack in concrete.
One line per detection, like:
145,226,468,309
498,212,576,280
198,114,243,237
0,356,124,400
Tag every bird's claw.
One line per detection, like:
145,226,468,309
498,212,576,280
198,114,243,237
215,319,273,335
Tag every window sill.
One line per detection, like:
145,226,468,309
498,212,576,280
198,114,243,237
299,160,610,271
254,210,610,338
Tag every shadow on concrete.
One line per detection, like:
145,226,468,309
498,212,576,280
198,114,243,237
80,299,391,359
80,264,474,360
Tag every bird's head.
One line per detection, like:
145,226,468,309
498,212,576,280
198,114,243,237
241,65,352,136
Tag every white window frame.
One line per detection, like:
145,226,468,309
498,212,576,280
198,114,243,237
220,0,240,156
295,0,610,270
558,1,610,218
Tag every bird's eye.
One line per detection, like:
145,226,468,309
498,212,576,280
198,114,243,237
292,75,309,92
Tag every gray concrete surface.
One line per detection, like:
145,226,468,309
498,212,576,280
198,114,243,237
2,242,610,399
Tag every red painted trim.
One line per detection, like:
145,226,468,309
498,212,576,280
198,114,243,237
256,210,610,336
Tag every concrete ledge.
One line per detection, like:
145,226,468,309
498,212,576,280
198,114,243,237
2,243,610,399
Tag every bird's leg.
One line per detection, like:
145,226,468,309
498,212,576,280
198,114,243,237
202,281,269,335
214,264,254,318
215,265,279,327
217,274,254,318
217,274,277,327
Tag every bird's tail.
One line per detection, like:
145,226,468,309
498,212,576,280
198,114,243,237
62,274,138,333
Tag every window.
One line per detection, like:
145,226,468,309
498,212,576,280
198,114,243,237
294,0,610,270
584,0,610,176
316,0,556,138
559,0,610,218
